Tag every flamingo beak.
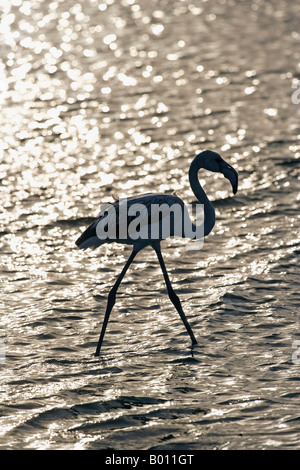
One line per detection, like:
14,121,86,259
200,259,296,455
220,162,238,195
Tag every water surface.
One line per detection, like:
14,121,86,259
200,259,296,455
0,0,300,450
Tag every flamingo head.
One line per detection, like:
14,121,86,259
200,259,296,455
196,150,238,194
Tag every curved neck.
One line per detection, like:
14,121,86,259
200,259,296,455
189,158,215,236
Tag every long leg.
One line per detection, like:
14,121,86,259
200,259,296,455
95,248,139,356
152,244,197,346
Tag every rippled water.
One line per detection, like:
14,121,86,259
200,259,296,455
1,0,300,450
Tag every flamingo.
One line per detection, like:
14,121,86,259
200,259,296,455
76,150,238,356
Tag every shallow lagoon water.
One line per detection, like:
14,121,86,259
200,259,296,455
0,0,300,450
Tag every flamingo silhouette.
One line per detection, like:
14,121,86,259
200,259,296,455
76,150,238,356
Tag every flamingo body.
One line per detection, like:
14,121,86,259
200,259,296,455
76,192,185,250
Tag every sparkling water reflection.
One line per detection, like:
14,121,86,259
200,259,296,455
1,0,300,450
